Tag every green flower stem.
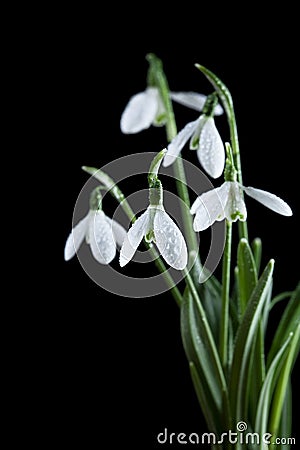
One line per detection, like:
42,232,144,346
172,159,199,257
195,64,248,241
82,166,183,307
184,268,231,427
228,112,248,241
83,166,137,222
147,53,199,260
220,220,232,368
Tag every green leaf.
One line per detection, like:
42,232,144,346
254,333,293,450
189,362,220,437
262,279,273,334
229,259,274,427
269,291,293,311
237,238,258,314
237,239,266,425
268,282,300,367
191,262,222,345
247,321,265,425
180,287,229,433
199,282,222,346
277,379,292,450
251,237,262,274
269,323,300,439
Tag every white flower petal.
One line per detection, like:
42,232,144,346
170,91,207,112
225,182,247,222
197,117,225,178
213,104,224,116
64,212,90,261
120,88,157,134
89,211,116,264
243,186,293,216
105,216,127,247
119,210,150,267
170,91,223,115
153,209,188,270
163,119,198,167
191,182,230,231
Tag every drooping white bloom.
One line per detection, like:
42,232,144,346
190,181,293,231
64,210,126,264
163,114,225,179
120,205,188,270
120,89,222,135
120,87,167,133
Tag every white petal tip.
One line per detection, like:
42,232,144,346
171,261,187,270
284,207,293,217
214,104,224,116
162,154,176,167
119,256,128,268
120,121,139,134
64,250,72,261
240,238,249,244
209,171,223,179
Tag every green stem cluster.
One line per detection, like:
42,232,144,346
83,57,299,450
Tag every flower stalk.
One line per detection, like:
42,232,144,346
65,55,298,449
146,53,199,264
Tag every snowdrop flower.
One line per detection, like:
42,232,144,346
120,87,167,134
64,188,126,264
120,88,222,135
120,149,188,270
191,181,293,232
120,199,188,270
163,93,225,179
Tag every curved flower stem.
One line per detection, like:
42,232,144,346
220,220,232,368
228,112,248,241
147,54,199,261
82,166,183,307
195,64,248,241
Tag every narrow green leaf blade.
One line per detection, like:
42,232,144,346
181,287,230,434
277,379,292,450
247,321,265,425
269,323,300,439
237,238,258,314
254,333,292,449
180,289,222,411
189,362,220,437
229,259,274,423
251,237,262,274
268,282,300,367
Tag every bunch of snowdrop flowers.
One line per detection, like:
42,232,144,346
64,54,299,448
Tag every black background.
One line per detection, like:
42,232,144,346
53,8,299,449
